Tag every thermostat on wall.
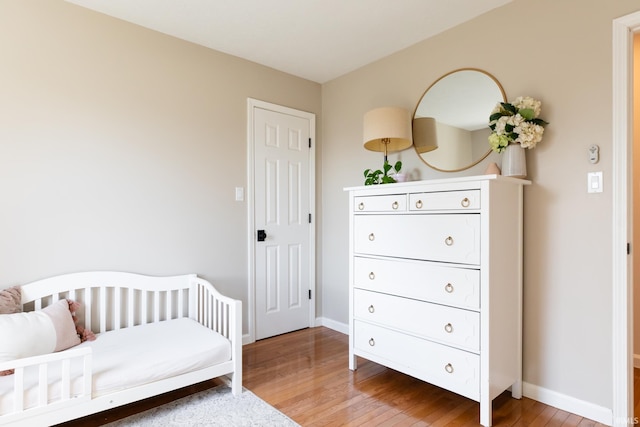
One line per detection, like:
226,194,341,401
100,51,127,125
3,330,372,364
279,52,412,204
589,144,599,164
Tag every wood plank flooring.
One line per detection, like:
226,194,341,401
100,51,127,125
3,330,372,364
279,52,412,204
243,327,608,426
60,326,617,426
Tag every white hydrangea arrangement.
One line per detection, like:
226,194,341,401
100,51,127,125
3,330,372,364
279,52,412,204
488,96,548,153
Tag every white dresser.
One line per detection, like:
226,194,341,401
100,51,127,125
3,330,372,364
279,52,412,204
346,175,529,427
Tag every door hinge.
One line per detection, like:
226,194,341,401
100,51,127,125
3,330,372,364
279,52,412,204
308,213,312,223
309,138,312,148
628,242,631,255
308,290,312,299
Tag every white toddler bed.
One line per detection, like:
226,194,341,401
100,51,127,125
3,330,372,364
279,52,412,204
0,271,242,426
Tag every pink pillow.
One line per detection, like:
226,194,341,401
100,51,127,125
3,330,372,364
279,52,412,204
41,299,82,352
0,286,21,314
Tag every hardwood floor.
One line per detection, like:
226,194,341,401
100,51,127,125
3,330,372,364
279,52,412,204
60,326,613,426
243,327,608,426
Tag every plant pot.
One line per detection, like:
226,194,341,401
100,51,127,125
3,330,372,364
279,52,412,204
394,173,407,183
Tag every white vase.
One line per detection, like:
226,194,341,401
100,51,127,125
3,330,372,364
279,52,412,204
501,143,527,178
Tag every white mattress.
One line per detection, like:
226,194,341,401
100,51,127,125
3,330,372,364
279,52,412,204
0,317,231,415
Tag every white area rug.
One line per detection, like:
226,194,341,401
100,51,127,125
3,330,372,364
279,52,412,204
104,386,300,427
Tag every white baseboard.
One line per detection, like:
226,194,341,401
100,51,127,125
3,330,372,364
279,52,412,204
241,319,348,345
522,382,612,426
242,334,253,345
315,317,348,335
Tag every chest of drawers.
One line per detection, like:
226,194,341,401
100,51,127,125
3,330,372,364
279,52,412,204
346,175,529,427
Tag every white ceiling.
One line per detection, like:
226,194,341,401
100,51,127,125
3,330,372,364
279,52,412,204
65,0,512,83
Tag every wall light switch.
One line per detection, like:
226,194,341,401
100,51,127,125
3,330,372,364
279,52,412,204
235,187,244,201
587,172,603,193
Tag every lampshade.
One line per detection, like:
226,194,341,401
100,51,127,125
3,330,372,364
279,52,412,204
412,117,438,154
362,107,412,157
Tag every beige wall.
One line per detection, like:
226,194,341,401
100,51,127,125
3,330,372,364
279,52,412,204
0,1,321,333
321,0,639,411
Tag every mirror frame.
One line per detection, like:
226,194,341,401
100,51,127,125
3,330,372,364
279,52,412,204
412,68,506,172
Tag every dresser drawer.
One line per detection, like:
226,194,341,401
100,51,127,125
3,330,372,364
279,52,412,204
409,190,480,211
354,194,407,212
353,320,479,401
354,256,479,310
353,289,480,352
354,214,480,265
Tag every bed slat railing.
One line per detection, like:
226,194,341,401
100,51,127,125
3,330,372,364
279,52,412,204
19,272,197,335
75,286,191,331
61,358,71,399
23,281,197,335
178,289,185,321
152,291,158,323
99,286,107,333
190,276,242,395
84,286,93,333
37,364,47,406
13,368,24,412
113,287,121,331
191,277,239,342
127,287,135,328
0,347,92,418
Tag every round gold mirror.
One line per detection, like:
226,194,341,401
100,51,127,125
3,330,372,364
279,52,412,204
413,68,506,172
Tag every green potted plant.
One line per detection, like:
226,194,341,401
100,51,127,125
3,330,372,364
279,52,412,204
364,160,402,185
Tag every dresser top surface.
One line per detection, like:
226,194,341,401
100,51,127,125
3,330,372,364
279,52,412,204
344,174,531,193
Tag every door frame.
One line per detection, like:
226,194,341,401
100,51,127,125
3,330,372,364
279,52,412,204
613,10,640,427
246,98,316,344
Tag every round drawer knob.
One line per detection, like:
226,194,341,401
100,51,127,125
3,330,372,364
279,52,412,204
358,202,365,210
444,323,453,333
445,363,454,374
368,305,375,314
369,338,375,347
444,283,454,293
368,272,375,280
392,201,399,210
368,233,375,241
415,200,423,209
444,236,454,246
461,197,470,208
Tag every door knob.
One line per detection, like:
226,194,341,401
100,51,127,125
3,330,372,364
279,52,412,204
257,230,267,242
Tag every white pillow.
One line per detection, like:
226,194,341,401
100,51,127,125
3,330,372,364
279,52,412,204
0,299,81,367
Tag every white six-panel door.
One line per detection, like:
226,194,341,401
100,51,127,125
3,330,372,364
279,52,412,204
252,102,314,340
